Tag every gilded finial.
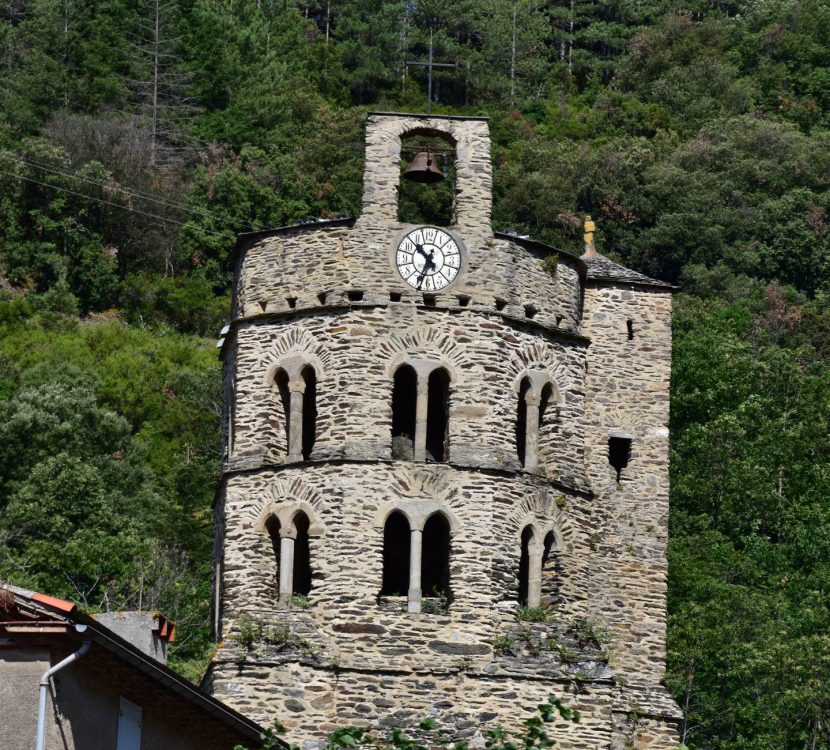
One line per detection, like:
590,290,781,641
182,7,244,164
582,215,596,257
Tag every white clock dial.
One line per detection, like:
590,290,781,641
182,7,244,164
395,227,461,291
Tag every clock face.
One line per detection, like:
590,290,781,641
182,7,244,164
395,227,462,291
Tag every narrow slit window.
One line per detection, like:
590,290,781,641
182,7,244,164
608,436,632,480
627,320,634,340
426,368,450,462
515,377,531,467
381,512,410,596
292,512,312,596
391,364,417,460
275,368,291,453
265,516,281,594
422,513,451,603
518,526,533,605
541,530,558,604
301,365,317,460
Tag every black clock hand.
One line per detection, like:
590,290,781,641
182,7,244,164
415,243,435,263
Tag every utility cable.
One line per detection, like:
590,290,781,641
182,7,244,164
0,168,236,240
4,153,251,231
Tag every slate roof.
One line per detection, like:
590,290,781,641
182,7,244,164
580,250,675,290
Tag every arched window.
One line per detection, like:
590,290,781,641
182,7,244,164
390,362,451,463
381,511,411,596
516,372,556,471
422,512,451,603
273,360,319,462
261,510,316,603
292,512,311,596
518,525,534,605
391,365,417,460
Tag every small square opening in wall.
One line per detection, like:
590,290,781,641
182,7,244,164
608,435,632,481
423,294,436,307
347,290,364,302
457,295,470,307
286,297,297,309
495,298,507,311
317,292,327,304
390,292,402,302
524,304,538,319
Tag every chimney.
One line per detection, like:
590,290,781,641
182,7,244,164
94,611,175,664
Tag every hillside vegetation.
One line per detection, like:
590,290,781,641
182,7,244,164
1,1,829,745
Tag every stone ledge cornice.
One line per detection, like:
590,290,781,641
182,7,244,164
219,304,591,360
215,457,593,505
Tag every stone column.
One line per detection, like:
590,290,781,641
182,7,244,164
287,379,306,462
526,542,544,609
408,528,423,613
414,378,429,463
279,534,296,601
524,391,541,471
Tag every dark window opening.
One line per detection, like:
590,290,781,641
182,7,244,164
524,304,538,319
516,377,531,467
390,292,402,302
275,368,291,450
265,516,281,591
423,294,436,306
422,513,451,601
348,290,364,302
495,298,507,311
398,136,455,227
627,319,634,340
539,382,553,429
317,292,327,304
293,512,312,596
518,526,533,605
457,295,470,307
608,436,632,481
391,365,417,460
426,368,450,462
286,297,297,309
301,365,317,460
541,531,558,604
381,512,410,596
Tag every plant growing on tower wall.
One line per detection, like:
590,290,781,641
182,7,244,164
233,696,579,750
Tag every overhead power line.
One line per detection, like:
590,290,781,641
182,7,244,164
4,153,251,231
0,168,236,241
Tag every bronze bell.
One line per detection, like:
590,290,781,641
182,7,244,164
403,150,445,184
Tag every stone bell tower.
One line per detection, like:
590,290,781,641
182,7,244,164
207,113,682,749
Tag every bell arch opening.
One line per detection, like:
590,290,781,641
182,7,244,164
381,511,411,596
398,131,456,227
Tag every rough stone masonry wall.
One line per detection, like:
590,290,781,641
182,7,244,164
227,306,589,489
580,282,676,695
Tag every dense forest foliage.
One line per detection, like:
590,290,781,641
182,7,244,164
1,0,829,746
